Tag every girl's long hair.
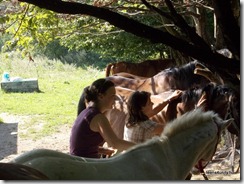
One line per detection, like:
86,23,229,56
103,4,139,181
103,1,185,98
126,91,150,127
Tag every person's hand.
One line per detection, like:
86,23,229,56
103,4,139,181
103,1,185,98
166,90,182,102
98,146,116,158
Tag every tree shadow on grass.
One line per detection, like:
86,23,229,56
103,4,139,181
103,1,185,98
0,122,18,161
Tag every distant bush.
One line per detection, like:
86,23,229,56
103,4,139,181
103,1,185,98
33,40,113,70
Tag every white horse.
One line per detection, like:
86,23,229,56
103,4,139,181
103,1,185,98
11,109,232,180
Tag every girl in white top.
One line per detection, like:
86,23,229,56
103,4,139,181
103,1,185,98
124,90,182,143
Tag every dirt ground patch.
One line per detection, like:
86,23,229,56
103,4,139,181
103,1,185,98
0,113,241,180
0,113,70,161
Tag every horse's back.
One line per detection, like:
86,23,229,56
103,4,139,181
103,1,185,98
105,59,176,77
10,145,168,180
107,75,145,90
113,72,148,80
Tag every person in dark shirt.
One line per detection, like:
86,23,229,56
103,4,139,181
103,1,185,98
70,78,135,158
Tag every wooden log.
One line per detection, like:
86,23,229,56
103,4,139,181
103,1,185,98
1,78,39,93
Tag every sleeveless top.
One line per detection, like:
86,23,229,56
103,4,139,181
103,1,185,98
69,107,104,158
123,120,157,143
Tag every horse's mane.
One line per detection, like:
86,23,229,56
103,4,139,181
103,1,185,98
181,87,202,103
155,61,205,82
180,82,232,106
155,61,194,76
162,109,217,139
169,61,196,79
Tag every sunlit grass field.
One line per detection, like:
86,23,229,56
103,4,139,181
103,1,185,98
0,52,105,139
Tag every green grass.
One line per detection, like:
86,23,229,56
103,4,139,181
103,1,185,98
0,52,105,140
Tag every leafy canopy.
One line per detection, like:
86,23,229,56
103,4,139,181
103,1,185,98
2,0,173,61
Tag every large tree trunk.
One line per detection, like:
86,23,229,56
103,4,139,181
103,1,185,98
212,0,240,60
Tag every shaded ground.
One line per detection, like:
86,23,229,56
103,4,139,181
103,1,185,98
0,122,18,160
0,113,241,180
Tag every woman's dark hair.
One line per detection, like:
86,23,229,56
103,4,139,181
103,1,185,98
126,91,151,127
77,78,114,115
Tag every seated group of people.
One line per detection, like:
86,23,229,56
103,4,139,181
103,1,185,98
69,78,182,158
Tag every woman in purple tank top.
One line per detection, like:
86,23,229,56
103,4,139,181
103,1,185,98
70,78,135,158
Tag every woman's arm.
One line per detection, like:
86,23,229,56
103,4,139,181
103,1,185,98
148,90,182,117
90,114,135,152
